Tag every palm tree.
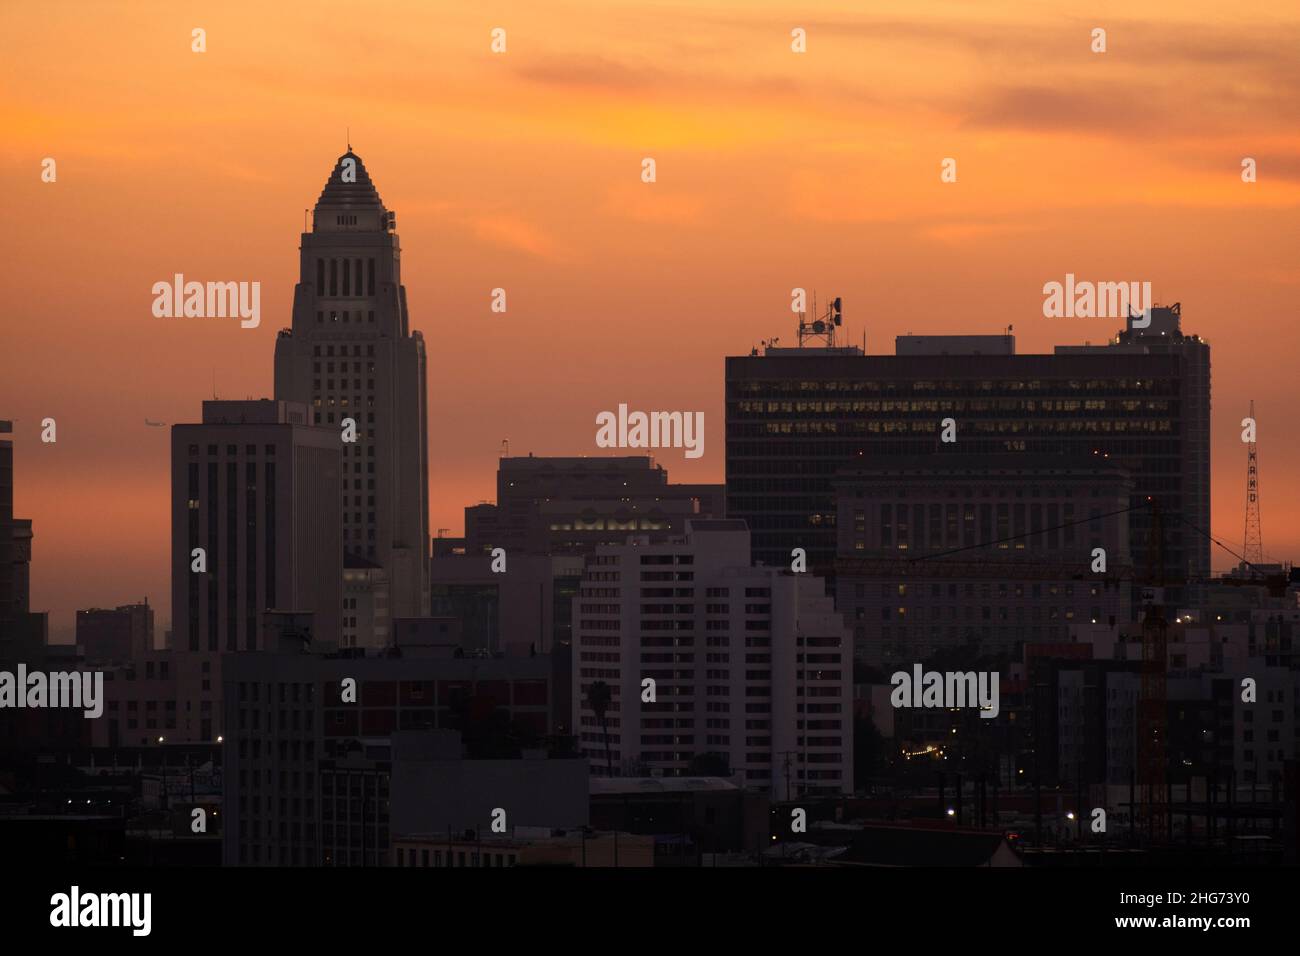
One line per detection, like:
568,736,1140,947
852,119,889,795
587,680,613,776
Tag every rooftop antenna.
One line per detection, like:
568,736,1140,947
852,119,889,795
347,127,351,152
796,289,842,348
501,439,509,458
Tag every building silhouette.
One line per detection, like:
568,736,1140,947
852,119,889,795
834,454,1134,665
275,150,431,641
76,602,155,664
0,419,47,654
725,309,1210,596
1057,304,1211,584
464,455,724,557
221,642,559,866
171,400,343,655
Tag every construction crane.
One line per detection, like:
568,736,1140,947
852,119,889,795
838,497,1235,846
1137,497,1169,842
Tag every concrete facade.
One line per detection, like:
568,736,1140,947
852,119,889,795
171,399,342,653
574,519,852,797
274,151,430,641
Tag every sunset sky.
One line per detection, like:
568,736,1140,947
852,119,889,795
2,0,1298,640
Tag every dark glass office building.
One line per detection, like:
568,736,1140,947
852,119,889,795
725,309,1210,594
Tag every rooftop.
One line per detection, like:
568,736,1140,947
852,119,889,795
314,151,386,214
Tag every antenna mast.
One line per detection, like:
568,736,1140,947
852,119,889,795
796,293,843,348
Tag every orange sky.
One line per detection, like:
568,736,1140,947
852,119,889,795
2,0,1298,640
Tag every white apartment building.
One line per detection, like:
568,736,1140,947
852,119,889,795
574,519,852,798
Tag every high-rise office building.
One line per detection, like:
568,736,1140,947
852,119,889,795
0,419,16,640
574,519,852,797
0,419,47,654
834,455,1134,664
171,400,342,653
465,455,723,557
725,309,1209,592
1056,304,1211,583
275,151,431,638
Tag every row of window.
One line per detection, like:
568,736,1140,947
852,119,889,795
316,257,377,298
314,344,375,357
758,419,1174,435
315,362,377,374
735,399,1170,414
875,606,1093,622
396,847,517,868
187,444,277,456
730,377,1176,395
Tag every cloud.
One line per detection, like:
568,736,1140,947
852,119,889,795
785,168,909,224
961,85,1161,136
511,51,799,101
960,60,1300,140
470,215,577,263
918,220,1041,244
601,183,704,224
513,55,665,91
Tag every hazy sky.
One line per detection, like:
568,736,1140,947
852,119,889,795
2,0,1298,639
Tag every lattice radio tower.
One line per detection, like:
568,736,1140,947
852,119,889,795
1243,400,1264,569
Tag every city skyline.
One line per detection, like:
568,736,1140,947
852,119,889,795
4,2,1300,903
4,0,1300,637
